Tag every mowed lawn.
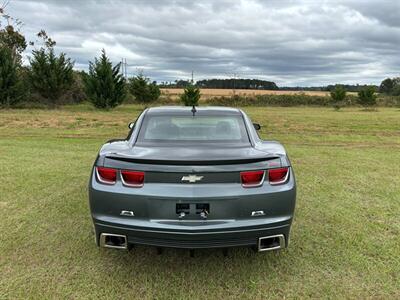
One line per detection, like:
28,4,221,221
0,105,399,299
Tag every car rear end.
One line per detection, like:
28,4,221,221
89,107,296,252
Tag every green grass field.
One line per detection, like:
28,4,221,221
1,105,399,299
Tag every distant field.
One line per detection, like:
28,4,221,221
161,88,331,99
0,105,399,299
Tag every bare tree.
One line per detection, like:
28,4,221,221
0,0,27,64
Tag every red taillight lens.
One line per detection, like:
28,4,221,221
269,167,289,185
121,170,145,187
240,170,265,187
96,167,117,184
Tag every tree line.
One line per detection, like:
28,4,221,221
280,84,380,92
158,78,279,90
196,78,278,90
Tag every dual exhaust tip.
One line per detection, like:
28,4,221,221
99,233,128,249
257,234,285,252
99,233,285,252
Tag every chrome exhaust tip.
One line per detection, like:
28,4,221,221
258,234,285,252
99,233,127,250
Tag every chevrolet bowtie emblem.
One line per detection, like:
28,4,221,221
181,175,204,183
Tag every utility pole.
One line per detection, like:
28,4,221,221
224,71,238,96
125,58,127,79
191,70,194,84
121,58,128,79
233,73,237,96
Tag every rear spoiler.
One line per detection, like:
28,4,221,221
105,154,281,166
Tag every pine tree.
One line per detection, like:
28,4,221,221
29,48,74,102
0,47,24,106
180,84,201,106
83,49,126,109
128,73,160,103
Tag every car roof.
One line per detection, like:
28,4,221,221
147,106,242,115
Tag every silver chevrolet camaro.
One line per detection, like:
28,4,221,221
89,106,296,254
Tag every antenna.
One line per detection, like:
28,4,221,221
191,105,196,116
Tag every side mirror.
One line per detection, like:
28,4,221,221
128,122,135,129
253,123,261,131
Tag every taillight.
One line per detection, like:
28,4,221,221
240,170,265,188
269,167,289,185
121,170,145,188
96,167,117,184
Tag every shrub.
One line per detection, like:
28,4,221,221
128,74,160,103
330,85,346,110
358,86,377,107
180,84,201,106
83,49,126,109
205,93,331,107
58,71,86,105
0,47,25,106
379,78,394,94
375,95,400,107
29,48,74,104
392,85,400,96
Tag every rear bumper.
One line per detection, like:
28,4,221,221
90,166,296,249
93,217,292,249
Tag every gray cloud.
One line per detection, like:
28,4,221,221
6,0,400,86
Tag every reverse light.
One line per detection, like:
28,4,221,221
121,170,145,188
269,167,289,185
240,170,265,188
96,167,117,185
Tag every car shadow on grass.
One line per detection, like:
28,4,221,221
95,244,291,287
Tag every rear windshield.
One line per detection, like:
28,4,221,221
137,114,250,145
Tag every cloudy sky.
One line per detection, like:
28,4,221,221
5,0,400,86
